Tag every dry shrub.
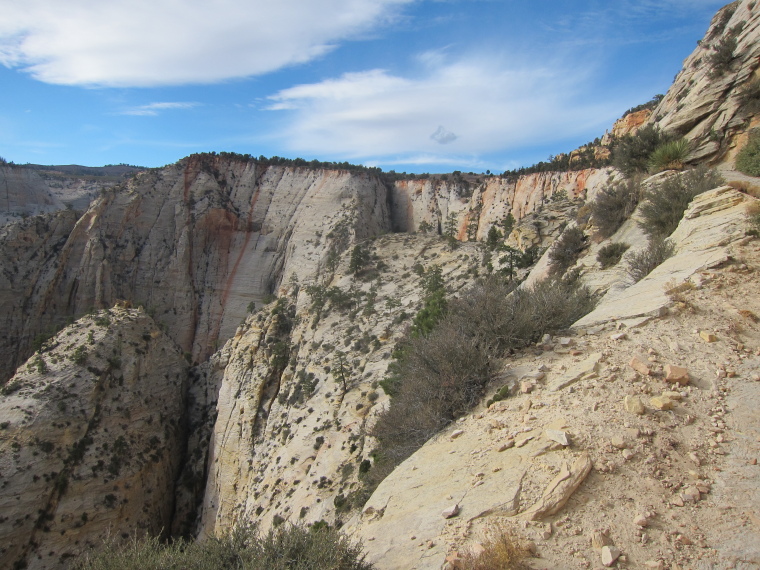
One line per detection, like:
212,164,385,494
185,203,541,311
746,201,760,236
638,166,724,238
75,523,374,570
457,524,532,570
597,242,630,269
547,226,586,275
590,176,642,238
626,238,675,283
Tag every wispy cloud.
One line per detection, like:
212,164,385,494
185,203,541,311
120,102,200,116
265,54,624,164
0,0,412,87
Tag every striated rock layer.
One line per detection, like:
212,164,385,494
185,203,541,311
649,0,760,163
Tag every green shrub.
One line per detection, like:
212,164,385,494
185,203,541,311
736,129,760,177
1,379,22,395
548,226,586,276
410,265,447,337
590,176,642,238
71,345,88,365
739,79,760,116
76,522,374,570
33,355,48,374
597,242,630,269
613,125,675,176
626,238,675,283
648,138,690,173
638,166,724,238
707,34,738,79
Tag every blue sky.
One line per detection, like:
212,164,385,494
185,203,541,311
0,0,729,173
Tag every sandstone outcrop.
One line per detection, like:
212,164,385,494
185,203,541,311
574,186,755,329
611,109,652,138
391,168,611,239
648,0,760,163
0,307,188,570
0,156,393,382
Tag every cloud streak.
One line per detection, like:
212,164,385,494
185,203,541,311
265,55,624,164
120,102,199,116
0,0,412,87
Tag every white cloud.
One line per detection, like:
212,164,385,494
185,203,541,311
0,0,411,87
120,102,199,116
430,125,457,144
265,55,624,163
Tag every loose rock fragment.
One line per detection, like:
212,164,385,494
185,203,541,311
650,395,673,411
682,486,701,503
546,429,570,447
629,356,652,376
610,436,627,450
624,395,646,415
442,504,460,519
601,545,621,567
700,330,718,343
591,530,612,550
521,452,593,520
664,364,689,385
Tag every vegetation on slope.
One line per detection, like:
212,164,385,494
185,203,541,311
368,273,595,488
76,523,374,570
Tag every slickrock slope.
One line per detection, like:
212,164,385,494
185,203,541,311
575,186,753,328
198,234,487,537
0,307,188,570
650,0,760,163
350,195,760,570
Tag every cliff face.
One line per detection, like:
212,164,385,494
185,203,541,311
0,307,188,570
390,169,611,238
650,0,760,162
0,156,394,383
0,210,81,383
0,165,125,226
0,156,610,385
0,166,66,225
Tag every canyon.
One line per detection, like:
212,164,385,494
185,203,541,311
1,1,759,569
